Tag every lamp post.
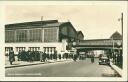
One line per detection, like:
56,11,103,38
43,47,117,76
118,12,123,48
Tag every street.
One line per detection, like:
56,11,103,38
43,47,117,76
5,58,117,77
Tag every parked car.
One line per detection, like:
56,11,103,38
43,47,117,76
99,55,110,65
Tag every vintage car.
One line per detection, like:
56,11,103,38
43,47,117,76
99,55,110,65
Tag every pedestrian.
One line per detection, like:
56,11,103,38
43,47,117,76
37,51,40,61
91,55,94,63
53,50,56,60
58,53,61,60
27,50,31,62
84,54,86,60
24,50,28,61
30,50,34,62
21,50,25,61
47,53,49,60
40,51,43,62
17,50,21,61
29,51,33,62
34,51,37,61
73,54,77,62
9,48,15,65
65,53,68,59
43,52,46,62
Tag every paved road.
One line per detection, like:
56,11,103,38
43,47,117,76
5,58,117,77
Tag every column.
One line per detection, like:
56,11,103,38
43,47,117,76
42,29,44,42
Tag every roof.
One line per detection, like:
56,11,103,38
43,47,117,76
110,31,122,40
80,39,110,42
59,21,77,34
77,31,84,37
5,20,73,30
5,20,61,28
5,20,78,38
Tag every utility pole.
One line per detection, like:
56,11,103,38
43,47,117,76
121,13,123,50
121,13,123,39
121,13,123,67
118,13,123,42
117,12,123,66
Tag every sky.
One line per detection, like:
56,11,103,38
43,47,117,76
4,2,125,40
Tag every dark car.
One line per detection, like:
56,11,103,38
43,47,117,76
99,55,110,65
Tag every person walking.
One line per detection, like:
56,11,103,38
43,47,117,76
27,50,31,62
43,52,46,62
9,48,15,65
91,55,94,63
54,50,57,60
29,51,33,62
73,54,77,62
40,51,43,62
58,53,61,60
17,50,21,61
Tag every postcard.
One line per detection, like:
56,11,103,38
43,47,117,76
0,1,127,81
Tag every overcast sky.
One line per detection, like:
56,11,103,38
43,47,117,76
5,2,125,39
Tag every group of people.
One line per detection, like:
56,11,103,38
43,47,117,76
7,49,81,65
7,49,59,65
17,50,59,62
112,52,122,67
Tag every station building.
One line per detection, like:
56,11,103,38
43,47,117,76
5,20,84,55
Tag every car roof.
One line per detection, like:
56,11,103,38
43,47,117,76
101,57,108,59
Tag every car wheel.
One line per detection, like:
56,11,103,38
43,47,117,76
99,63,101,65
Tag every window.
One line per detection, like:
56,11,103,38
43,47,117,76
15,29,42,42
29,29,42,42
44,28,58,42
29,47,40,51
16,47,26,52
43,47,56,54
5,47,13,52
5,47,13,56
16,30,27,42
5,30,15,42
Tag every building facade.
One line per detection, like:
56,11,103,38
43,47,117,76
5,20,83,55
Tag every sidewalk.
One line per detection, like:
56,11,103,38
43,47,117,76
110,61,122,77
5,59,73,68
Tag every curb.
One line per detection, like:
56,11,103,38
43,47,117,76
5,60,71,69
5,62,47,68
110,62,122,77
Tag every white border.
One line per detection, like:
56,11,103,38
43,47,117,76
0,1,127,81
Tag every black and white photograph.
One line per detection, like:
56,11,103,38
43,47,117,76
0,1,127,81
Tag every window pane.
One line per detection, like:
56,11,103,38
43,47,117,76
5,30,15,42
16,30,27,42
29,29,42,42
44,28,57,42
